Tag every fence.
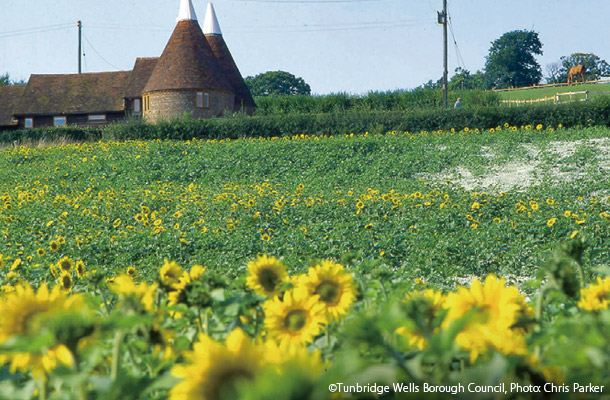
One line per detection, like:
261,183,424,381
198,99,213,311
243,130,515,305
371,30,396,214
499,90,610,107
493,78,610,93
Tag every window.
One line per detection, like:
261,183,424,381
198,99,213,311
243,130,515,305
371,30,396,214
134,98,141,113
143,95,150,112
88,114,107,122
24,118,33,129
196,92,210,108
53,116,67,127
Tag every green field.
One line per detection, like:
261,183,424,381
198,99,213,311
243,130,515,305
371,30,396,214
497,82,610,102
2,125,610,398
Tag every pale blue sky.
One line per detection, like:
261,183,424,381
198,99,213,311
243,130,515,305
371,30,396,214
1,0,609,94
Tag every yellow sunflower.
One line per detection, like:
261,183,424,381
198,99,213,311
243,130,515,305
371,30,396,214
49,240,60,252
169,328,264,400
160,260,184,288
578,277,610,311
108,274,157,311
59,271,73,293
57,256,74,273
396,289,446,350
0,283,77,378
168,265,206,306
298,260,356,321
246,255,289,298
443,275,533,362
263,286,326,350
75,261,86,279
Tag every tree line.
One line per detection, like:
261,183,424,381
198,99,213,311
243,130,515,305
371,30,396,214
242,30,610,96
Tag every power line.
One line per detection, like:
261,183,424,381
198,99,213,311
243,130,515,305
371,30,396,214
81,32,122,70
0,23,73,38
447,14,466,70
228,20,431,33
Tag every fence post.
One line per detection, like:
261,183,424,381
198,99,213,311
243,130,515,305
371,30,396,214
555,94,559,104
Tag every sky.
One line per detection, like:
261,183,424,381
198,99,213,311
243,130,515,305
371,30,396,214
1,0,609,95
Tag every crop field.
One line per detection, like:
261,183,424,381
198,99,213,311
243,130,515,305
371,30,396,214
1,124,610,398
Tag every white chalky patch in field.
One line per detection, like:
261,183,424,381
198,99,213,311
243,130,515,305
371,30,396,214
424,138,610,192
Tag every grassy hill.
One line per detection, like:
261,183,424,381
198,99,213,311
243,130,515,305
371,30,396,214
497,81,610,103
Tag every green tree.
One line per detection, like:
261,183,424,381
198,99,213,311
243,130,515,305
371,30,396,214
245,71,311,96
448,68,490,90
484,30,543,89
556,53,610,83
0,73,26,86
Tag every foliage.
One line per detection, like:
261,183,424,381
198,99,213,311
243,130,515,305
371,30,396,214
0,73,26,86
485,30,543,89
244,70,311,96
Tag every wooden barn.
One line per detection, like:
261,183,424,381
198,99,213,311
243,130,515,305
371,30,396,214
0,0,254,130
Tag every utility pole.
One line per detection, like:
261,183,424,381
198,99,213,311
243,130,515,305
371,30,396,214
78,21,82,74
438,1,448,108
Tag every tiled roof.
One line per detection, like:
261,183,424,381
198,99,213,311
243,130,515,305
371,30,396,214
0,85,25,126
14,71,131,115
143,20,232,93
206,35,255,108
125,57,159,98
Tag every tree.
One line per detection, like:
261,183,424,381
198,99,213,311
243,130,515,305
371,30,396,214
484,30,543,89
553,53,610,83
448,68,491,90
244,71,311,96
0,73,26,86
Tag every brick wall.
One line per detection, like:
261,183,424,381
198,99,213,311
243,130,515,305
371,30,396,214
144,90,235,122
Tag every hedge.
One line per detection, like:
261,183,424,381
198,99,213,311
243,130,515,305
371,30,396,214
3,97,610,144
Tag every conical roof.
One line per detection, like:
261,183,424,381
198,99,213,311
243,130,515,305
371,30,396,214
143,17,232,93
204,4,255,108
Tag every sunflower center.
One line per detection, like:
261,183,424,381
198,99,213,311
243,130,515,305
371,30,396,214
315,281,340,305
62,275,72,289
258,268,280,293
208,367,254,400
60,261,71,271
284,310,307,333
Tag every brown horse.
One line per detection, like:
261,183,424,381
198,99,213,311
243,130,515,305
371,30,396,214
567,65,586,85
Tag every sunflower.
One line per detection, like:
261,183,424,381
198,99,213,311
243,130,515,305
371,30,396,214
578,277,610,311
49,240,60,252
170,328,264,400
168,265,207,306
263,286,326,350
443,275,533,362
160,260,184,288
298,260,356,321
246,255,289,298
59,271,73,293
0,283,77,378
37,248,46,257
108,274,157,311
75,261,86,279
58,256,74,273
396,289,446,350
126,266,139,278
